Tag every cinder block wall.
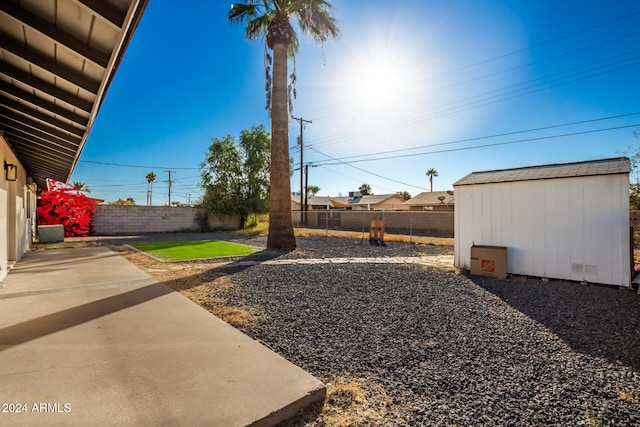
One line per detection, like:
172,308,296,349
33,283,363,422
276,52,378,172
93,205,240,235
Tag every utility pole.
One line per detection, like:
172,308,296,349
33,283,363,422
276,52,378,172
291,116,311,223
164,170,174,206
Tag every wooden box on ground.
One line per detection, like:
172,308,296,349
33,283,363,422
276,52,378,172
470,245,507,279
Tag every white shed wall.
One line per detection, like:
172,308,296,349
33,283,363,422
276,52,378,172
454,174,630,287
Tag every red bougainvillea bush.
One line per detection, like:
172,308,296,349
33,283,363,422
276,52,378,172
37,180,96,237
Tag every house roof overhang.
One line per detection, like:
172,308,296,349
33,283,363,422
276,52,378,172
0,0,148,187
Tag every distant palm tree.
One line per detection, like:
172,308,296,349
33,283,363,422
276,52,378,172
228,1,339,251
72,181,90,193
109,198,135,206
146,172,156,205
307,185,320,197
397,191,411,201
359,183,372,195
426,168,439,192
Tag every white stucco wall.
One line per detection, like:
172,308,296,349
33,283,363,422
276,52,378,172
0,185,7,282
454,174,631,287
1,135,32,282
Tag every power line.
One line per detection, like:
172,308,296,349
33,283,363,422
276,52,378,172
307,146,428,191
433,10,640,77
304,53,640,151
295,11,640,124
316,165,403,194
305,112,640,165
79,160,201,170
412,30,640,102
311,123,640,167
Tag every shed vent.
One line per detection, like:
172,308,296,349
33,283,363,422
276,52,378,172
571,263,598,275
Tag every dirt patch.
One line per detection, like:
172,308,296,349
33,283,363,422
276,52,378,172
283,373,403,427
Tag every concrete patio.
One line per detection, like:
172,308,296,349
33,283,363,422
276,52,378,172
0,246,324,426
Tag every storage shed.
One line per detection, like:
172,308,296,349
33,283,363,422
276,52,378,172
453,157,632,287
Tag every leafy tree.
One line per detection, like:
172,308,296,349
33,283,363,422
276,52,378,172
72,181,91,193
146,172,156,205
358,183,372,196
397,191,411,201
228,1,339,251
109,198,135,205
426,168,439,192
631,182,640,209
38,180,96,237
200,125,271,228
307,185,321,197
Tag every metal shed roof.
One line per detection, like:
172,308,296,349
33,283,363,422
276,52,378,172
453,157,631,186
0,0,148,187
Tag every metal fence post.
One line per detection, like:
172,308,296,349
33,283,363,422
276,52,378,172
325,209,328,235
409,211,413,244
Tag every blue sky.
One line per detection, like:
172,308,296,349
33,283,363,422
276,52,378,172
70,0,640,205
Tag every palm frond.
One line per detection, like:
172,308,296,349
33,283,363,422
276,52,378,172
290,0,340,44
228,3,258,23
245,15,272,39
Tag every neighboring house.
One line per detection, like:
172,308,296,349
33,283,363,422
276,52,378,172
307,196,334,210
292,193,408,211
331,193,408,210
291,194,335,211
454,157,631,288
404,190,454,211
291,194,302,211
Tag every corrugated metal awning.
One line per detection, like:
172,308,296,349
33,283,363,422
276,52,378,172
0,0,148,187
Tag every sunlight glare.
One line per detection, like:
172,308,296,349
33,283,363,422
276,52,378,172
343,48,420,116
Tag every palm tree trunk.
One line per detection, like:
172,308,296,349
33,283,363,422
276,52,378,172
267,41,296,251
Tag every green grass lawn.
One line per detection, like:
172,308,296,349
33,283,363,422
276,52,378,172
130,240,257,261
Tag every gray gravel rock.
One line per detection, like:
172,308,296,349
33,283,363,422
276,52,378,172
223,236,640,426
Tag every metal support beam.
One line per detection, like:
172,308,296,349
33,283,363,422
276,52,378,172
0,2,111,68
0,100,85,137
0,118,80,153
0,62,94,113
4,132,77,160
0,36,101,94
0,107,83,143
78,0,127,28
0,82,89,127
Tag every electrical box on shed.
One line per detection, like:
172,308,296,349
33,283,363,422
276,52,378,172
470,245,507,279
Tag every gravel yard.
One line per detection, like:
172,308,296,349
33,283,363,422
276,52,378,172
218,236,640,426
